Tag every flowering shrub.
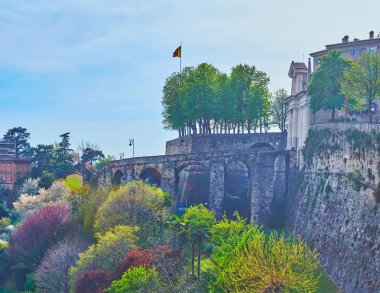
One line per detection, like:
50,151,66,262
13,181,71,218
9,204,72,267
35,238,85,293
19,178,40,195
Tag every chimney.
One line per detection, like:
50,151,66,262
342,35,349,43
370,31,374,39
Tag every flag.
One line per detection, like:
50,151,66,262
173,46,181,58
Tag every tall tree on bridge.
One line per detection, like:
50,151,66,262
162,63,271,136
270,89,288,132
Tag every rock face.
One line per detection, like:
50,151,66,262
287,124,380,293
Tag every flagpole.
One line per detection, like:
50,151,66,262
180,42,182,74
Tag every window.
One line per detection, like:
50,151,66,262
367,46,378,53
352,48,360,57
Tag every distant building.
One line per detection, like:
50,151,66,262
286,31,380,166
0,140,32,190
310,31,380,71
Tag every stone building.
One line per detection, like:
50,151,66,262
286,31,380,166
0,140,31,190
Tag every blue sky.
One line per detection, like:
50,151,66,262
1,0,379,157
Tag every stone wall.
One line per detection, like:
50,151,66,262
287,124,380,293
165,133,286,155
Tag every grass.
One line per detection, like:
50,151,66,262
316,268,339,293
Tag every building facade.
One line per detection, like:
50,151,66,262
287,31,380,166
0,140,31,190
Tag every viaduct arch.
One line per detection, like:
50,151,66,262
105,133,290,227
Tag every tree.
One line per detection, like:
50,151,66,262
55,132,75,178
75,270,111,293
162,68,193,136
180,63,220,135
183,205,216,280
106,267,162,293
3,127,30,158
35,238,85,293
308,50,352,120
341,52,380,122
9,204,72,267
270,89,288,132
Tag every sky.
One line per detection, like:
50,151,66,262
1,0,379,158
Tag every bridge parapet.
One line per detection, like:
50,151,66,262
165,133,286,155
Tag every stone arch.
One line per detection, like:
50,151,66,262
113,170,124,185
269,153,288,228
223,160,250,219
139,167,161,186
250,142,274,151
176,163,210,210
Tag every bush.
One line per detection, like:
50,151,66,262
69,225,139,289
75,270,111,293
35,238,85,293
212,228,320,292
0,217,11,231
106,267,162,293
9,204,72,267
94,181,171,245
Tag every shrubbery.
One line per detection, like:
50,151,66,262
69,225,139,289
9,204,72,267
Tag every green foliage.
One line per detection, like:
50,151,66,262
64,174,83,192
94,181,171,246
347,170,364,192
3,127,31,158
69,225,139,288
210,214,248,268
211,228,321,292
183,204,216,242
162,63,270,135
270,88,288,132
24,273,37,292
308,50,353,120
0,218,10,231
106,267,161,293
341,52,380,122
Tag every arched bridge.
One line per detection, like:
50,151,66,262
104,133,291,227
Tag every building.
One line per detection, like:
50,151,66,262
310,31,380,71
0,140,32,190
286,31,380,166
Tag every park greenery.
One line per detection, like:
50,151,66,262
0,177,336,293
308,50,380,121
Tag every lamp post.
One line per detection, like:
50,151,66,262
129,139,135,158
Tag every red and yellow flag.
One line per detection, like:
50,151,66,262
173,46,181,58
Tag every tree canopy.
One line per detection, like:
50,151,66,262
162,63,271,136
3,127,30,158
308,50,352,120
341,52,380,122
